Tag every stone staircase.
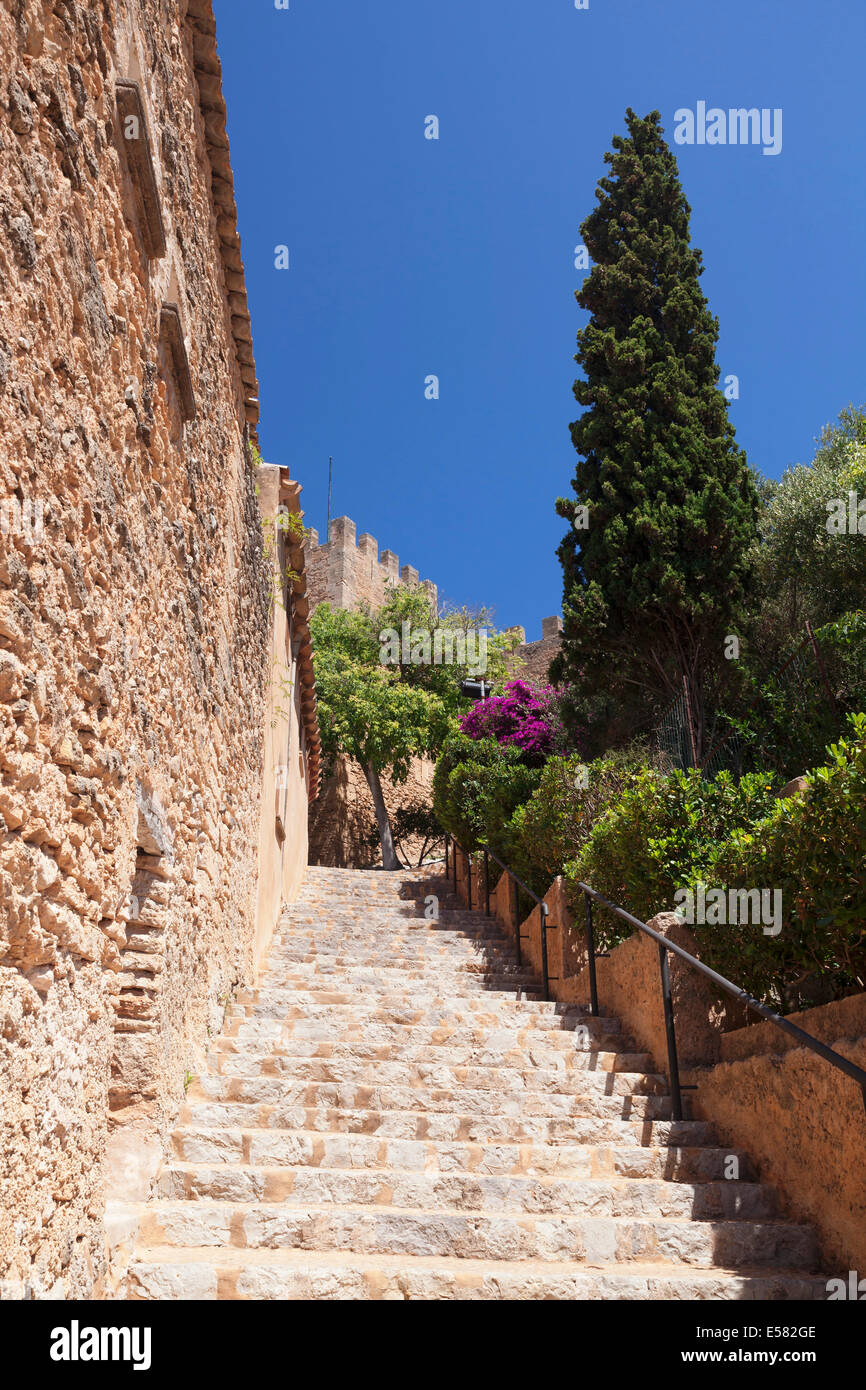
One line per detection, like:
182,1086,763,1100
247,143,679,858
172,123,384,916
124,865,826,1300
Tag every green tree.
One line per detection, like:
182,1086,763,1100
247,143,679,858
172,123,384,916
311,604,445,869
749,406,866,656
553,109,759,757
432,733,541,863
375,585,517,700
311,586,517,869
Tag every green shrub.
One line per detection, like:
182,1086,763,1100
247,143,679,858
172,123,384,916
720,610,866,779
569,718,866,1008
818,610,866,714
749,410,866,645
569,767,779,946
432,733,540,860
508,746,648,897
709,712,866,1006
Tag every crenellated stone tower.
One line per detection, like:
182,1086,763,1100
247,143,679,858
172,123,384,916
305,516,438,616
507,615,564,684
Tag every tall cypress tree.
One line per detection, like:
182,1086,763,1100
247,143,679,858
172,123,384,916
553,109,758,758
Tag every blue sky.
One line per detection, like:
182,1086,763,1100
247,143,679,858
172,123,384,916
213,0,866,635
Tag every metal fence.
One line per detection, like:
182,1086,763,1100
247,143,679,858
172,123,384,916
654,623,837,780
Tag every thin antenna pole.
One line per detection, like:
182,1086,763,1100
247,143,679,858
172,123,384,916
327,456,333,540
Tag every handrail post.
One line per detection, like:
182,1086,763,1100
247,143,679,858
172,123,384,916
539,903,551,1001
584,892,599,1017
467,849,472,911
511,876,521,967
658,943,683,1123
576,879,866,1125
483,849,490,916
452,840,457,892
444,834,449,878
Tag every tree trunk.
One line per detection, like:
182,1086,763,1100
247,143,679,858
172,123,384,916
363,762,399,870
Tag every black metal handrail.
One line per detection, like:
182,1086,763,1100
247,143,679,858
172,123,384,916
441,834,866,1120
444,834,559,999
578,881,866,1122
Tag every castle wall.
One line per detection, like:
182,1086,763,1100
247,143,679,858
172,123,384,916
305,516,437,616
308,755,436,870
0,0,311,1299
508,616,563,686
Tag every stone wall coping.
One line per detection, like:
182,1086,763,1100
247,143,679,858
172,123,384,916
186,1,260,437
720,991,866,1064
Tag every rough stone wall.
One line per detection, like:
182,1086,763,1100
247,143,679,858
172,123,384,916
309,754,436,870
697,995,866,1275
305,515,438,616
507,616,563,686
0,0,271,1299
253,463,317,966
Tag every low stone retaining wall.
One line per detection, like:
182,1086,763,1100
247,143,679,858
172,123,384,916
452,849,866,1275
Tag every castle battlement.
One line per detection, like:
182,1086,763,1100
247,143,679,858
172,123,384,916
506,615,563,684
306,515,438,614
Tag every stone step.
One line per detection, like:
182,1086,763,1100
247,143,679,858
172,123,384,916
171,1126,755,1181
267,965,533,985
281,901,507,917
125,1247,827,1301
250,984,547,1007
251,969,543,994
176,1106,714,1147
264,961,539,984
282,908,511,919
282,900,508,912
157,1164,777,1220
273,938,519,955
135,1200,818,1268
218,1012,623,1041
182,1088,679,1131
281,915,511,928
270,937,523,957
266,955,530,977
125,866,822,1303
276,914,517,933
189,1057,666,1098
291,883,452,895
284,939,525,956
276,925,523,943
229,996,592,1024
208,1042,649,1075
276,920,521,937
211,1018,625,1051
188,1063,669,1106
229,994,604,1030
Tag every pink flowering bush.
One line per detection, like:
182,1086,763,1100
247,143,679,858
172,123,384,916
460,680,560,766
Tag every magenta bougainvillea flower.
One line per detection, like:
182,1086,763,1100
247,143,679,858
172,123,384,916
460,679,557,766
